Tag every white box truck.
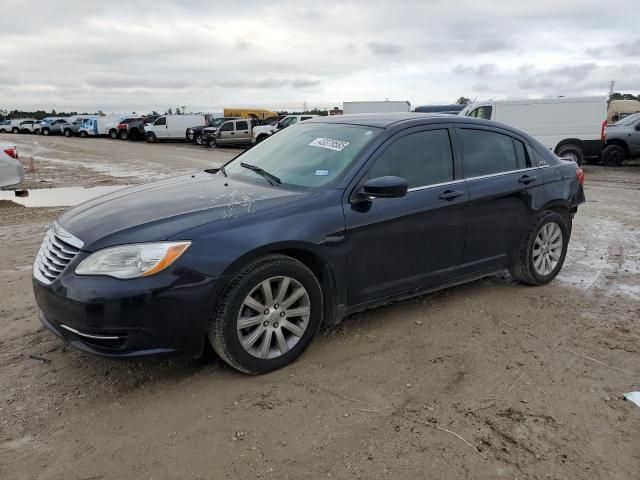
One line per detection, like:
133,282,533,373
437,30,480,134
79,115,127,137
145,115,207,142
343,101,411,115
459,96,607,165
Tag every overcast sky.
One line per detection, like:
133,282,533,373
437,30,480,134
2,0,639,113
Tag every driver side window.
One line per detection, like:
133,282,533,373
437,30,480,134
367,129,454,189
155,117,166,126
219,122,234,132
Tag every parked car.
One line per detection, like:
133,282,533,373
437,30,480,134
0,143,24,188
145,114,207,142
205,118,258,148
41,118,77,136
32,113,585,374
601,112,640,166
460,96,608,165
187,117,238,145
251,115,318,144
125,115,160,141
115,117,143,140
0,120,14,134
18,119,37,133
79,115,126,138
32,120,43,134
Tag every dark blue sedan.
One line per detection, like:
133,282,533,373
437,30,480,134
32,113,585,373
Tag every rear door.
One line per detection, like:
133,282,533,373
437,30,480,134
234,120,251,144
344,125,468,306
456,125,545,271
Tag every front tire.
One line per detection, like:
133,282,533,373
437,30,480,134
42,128,50,136
109,129,118,139
510,211,570,286
601,144,625,166
556,144,583,166
146,132,157,143
208,254,322,374
63,129,72,137
208,137,217,148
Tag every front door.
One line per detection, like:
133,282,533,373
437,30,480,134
344,126,468,306
217,121,235,144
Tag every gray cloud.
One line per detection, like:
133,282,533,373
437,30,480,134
368,42,404,56
0,0,638,112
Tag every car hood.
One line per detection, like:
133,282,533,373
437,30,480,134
58,172,307,251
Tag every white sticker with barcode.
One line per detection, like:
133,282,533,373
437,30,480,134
309,137,349,152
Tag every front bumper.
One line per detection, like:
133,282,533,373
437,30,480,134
33,263,225,359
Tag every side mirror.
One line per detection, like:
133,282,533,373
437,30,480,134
361,176,408,199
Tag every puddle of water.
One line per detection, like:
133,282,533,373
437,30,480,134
0,185,131,207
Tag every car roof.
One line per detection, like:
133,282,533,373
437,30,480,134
305,112,512,130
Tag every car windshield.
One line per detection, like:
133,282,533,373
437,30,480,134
225,123,381,188
209,118,227,127
614,112,640,125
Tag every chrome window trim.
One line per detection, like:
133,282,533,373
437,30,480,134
407,179,464,193
464,165,550,182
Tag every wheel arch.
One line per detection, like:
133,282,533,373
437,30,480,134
219,241,342,327
554,139,583,154
604,138,630,157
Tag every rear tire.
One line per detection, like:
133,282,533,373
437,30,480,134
556,144,583,166
119,130,128,140
42,129,50,136
63,129,72,137
11,127,19,134
79,130,87,138
510,211,570,286
109,129,118,139
601,144,625,166
208,254,322,374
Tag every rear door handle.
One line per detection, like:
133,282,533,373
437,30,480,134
438,190,464,201
518,174,537,184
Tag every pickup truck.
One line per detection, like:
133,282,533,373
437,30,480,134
251,114,317,143
187,117,239,145
601,113,640,166
205,118,257,148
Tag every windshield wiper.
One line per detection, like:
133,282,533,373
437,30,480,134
240,162,281,186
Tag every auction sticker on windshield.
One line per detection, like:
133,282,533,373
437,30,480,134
309,138,350,152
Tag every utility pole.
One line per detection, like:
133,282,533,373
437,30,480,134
609,81,615,96
303,101,308,113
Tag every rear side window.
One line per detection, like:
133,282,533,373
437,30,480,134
459,129,518,177
467,106,493,120
368,129,454,189
236,121,248,130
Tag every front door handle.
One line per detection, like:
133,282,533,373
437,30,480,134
438,190,464,201
518,174,537,184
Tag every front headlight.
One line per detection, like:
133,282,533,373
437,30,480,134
75,241,191,279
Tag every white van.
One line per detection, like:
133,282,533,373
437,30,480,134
79,115,127,137
459,97,607,165
145,115,207,142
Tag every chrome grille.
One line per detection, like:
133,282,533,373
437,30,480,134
33,222,83,284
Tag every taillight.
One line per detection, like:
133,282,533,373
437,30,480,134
601,120,607,142
3,147,18,160
576,168,585,186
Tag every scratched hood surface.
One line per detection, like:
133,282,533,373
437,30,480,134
57,172,306,251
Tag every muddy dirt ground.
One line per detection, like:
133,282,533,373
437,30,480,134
0,136,639,479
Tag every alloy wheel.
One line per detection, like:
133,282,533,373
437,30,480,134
533,222,563,276
236,276,311,359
